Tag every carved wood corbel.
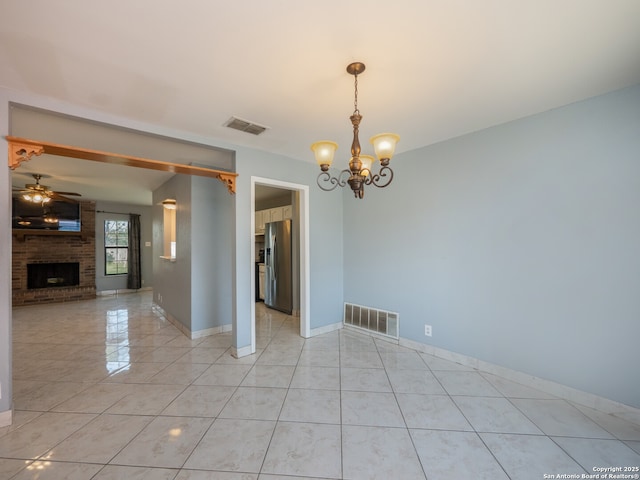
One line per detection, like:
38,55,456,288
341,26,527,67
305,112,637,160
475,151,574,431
217,173,236,195
8,141,44,170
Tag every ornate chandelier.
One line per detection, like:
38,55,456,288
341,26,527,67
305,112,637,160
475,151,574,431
311,62,399,199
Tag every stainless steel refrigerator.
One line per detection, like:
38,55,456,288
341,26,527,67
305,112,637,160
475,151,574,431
264,219,293,314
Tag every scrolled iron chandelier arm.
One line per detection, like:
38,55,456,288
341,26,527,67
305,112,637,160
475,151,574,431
363,165,394,188
311,62,400,200
317,169,351,192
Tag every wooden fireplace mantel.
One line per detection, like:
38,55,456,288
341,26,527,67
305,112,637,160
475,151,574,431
12,229,93,242
6,136,238,194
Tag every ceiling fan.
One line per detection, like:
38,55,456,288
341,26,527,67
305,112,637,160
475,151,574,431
12,174,82,204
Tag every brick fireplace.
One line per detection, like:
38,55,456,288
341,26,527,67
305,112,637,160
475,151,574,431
12,201,97,306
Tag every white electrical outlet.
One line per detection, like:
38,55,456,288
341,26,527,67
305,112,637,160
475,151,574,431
424,324,432,337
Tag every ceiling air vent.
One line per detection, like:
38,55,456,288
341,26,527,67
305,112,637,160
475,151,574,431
224,117,268,136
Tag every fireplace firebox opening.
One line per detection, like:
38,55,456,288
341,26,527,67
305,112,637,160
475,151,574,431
27,262,80,289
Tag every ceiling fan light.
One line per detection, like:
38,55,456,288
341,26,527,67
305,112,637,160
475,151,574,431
22,193,33,202
370,133,400,162
311,141,338,170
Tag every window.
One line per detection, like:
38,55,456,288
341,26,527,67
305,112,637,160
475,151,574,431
105,220,129,275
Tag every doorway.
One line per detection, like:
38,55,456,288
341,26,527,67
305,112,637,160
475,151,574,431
250,177,310,353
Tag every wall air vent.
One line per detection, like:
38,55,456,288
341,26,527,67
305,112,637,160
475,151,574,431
344,302,399,339
224,117,268,136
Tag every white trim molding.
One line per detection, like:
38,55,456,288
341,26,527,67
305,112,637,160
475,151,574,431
332,320,640,424
310,321,342,337
250,176,311,346
400,337,640,425
152,303,231,340
231,344,254,359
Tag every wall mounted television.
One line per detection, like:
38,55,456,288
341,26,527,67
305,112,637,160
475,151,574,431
12,197,82,232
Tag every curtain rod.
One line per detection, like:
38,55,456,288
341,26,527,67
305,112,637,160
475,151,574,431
96,210,140,216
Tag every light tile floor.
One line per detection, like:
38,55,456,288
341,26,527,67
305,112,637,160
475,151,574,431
1,291,639,479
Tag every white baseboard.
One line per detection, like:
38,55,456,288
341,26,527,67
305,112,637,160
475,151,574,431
333,321,639,423
191,324,232,339
400,337,640,425
147,307,640,424
152,302,231,340
310,321,342,337
0,409,12,428
343,323,399,343
231,344,254,358
97,287,152,296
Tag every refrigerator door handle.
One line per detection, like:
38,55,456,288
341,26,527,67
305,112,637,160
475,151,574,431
272,236,277,282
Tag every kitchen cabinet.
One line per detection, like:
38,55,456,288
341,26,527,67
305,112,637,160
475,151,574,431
255,210,266,234
269,207,284,222
255,205,292,234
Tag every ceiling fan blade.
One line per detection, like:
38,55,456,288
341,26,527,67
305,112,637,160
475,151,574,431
52,191,82,196
50,192,79,203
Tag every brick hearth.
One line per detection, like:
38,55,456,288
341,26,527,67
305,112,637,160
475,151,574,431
12,201,97,306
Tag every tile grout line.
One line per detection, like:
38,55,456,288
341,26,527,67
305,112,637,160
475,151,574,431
375,337,429,480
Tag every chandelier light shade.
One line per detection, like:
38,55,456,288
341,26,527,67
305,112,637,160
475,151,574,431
312,62,399,199
311,141,338,170
370,133,400,165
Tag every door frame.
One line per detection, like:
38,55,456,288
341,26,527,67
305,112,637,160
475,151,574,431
250,176,310,350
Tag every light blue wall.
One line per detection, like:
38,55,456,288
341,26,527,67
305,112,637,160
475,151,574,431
190,175,234,332
95,201,153,292
343,84,640,408
152,174,192,330
153,174,235,334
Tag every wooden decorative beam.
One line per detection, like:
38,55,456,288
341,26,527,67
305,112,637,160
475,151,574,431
6,136,238,194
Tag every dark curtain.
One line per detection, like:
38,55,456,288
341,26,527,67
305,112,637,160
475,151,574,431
127,214,142,290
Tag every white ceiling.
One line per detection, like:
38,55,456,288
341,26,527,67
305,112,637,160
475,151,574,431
2,1,640,204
